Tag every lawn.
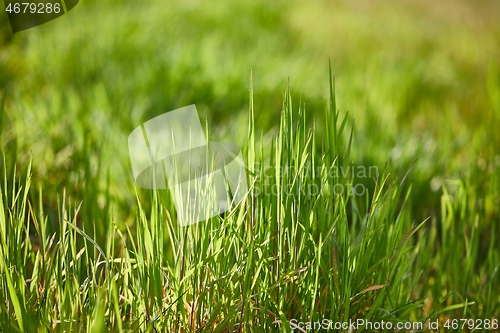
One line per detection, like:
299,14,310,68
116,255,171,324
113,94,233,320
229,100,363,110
0,0,499,331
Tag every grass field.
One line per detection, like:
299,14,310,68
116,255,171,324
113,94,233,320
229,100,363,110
0,0,499,331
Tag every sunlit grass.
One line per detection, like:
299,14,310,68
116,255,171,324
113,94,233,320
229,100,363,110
0,74,498,331
0,0,499,331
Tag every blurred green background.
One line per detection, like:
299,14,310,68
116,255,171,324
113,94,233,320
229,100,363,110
1,0,499,229
1,0,500,330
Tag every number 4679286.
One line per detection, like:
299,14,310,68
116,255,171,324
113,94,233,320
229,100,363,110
6,2,61,14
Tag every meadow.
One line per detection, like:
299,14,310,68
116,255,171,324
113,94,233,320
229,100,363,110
0,0,499,331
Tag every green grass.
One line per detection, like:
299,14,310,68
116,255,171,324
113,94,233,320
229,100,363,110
0,0,499,331
1,77,499,331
